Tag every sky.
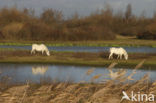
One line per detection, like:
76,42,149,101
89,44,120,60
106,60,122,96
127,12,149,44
0,0,156,18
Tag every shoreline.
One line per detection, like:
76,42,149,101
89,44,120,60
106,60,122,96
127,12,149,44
0,51,155,69
0,39,156,47
0,60,155,69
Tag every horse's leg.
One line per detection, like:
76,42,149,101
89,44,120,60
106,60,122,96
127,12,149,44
124,54,127,60
42,50,44,55
31,50,33,54
108,53,111,59
111,53,114,59
109,53,112,59
110,53,113,59
117,54,120,59
120,54,122,59
31,49,35,54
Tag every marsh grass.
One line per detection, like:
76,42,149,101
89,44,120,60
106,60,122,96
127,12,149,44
0,50,155,69
0,36,156,47
0,50,156,59
0,61,155,103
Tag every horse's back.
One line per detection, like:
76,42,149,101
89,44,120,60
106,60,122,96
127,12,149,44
40,44,47,47
109,47,126,54
32,44,39,47
109,47,114,52
32,44,46,47
119,47,127,53
109,47,118,52
40,44,48,49
32,44,47,50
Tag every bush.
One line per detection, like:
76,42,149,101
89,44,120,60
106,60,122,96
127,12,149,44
137,31,156,40
0,31,4,39
67,26,116,41
18,20,54,41
137,22,156,40
120,27,138,36
2,22,23,40
0,7,116,41
2,6,156,41
0,8,29,26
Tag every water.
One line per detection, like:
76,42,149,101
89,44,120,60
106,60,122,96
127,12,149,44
0,63,155,83
0,45,156,53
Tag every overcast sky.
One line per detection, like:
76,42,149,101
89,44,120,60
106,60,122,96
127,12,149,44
0,0,156,18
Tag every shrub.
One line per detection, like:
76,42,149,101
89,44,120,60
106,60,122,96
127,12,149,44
120,27,138,36
137,31,156,40
2,22,23,40
0,8,29,26
18,20,53,41
137,22,156,40
0,31,4,39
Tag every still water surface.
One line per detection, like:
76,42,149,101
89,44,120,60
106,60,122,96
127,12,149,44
0,63,155,83
0,45,156,53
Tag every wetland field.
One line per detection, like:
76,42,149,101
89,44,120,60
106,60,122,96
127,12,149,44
0,2,156,102
0,39,156,103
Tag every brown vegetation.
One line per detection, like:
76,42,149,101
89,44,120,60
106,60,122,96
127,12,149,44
0,61,155,103
0,4,156,41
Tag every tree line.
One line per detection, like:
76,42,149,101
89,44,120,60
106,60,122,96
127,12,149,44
0,4,156,41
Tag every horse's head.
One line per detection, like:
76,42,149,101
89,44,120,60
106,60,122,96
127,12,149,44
124,53,128,60
46,50,50,56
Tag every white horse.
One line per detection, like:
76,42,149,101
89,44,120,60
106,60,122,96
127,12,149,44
108,47,128,60
31,44,50,56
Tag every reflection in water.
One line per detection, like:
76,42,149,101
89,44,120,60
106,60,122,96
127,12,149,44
108,69,119,80
32,66,48,75
0,63,155,83
108,69,127,80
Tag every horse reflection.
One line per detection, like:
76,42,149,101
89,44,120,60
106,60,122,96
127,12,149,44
32,66,48,75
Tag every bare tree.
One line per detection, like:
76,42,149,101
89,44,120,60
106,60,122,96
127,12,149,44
41,9,62,24
125,3,132,23
140,10,147,22
153,10,156,19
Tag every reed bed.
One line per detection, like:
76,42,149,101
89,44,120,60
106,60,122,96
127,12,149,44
0,61,155,103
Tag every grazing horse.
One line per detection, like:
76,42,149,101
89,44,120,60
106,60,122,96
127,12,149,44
108,47,128,60
31,44,50,56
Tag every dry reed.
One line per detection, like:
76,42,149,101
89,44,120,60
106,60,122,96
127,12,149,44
0,60,155,103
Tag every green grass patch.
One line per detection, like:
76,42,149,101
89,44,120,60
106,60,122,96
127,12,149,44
0,37,156,47
0,50,155,69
